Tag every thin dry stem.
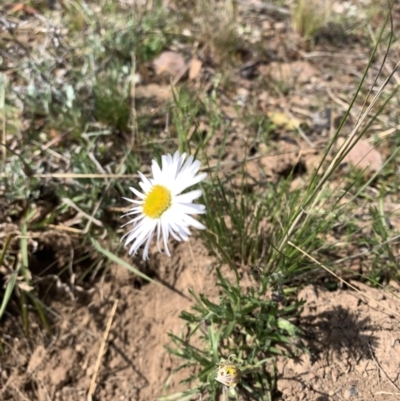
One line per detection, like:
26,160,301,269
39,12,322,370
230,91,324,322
311,61,400,211
368,341,400,393
87,299,119,401
288,241,400,319
277,62,400,254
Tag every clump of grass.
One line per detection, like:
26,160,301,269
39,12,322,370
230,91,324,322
291,0,331,39
10,0,172,138
187,0,239,64
0,217,50,334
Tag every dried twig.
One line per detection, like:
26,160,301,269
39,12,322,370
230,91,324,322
0,361,3,389
368,341,400,394
87,299,119,401
289,241,400,319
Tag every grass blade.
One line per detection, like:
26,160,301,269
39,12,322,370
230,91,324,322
0,271,17,320
91,238,159,285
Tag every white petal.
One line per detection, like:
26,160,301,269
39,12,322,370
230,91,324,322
124,205,143,213
124,221,147,245
178,152,187,170
172,222,190,241
129,186,145,199
122,197,143,205
180,154,194,173
142,225,156,260
170,153,180,179
122,206,142,215
151,159,162,181
138,171,153,193
162,154,172,171
189,172,207,186
174,190,202,203
168,225,182,242
187,159,201,175
127,219,157,255
181,214,206,230
124,217,150,241
170,203,204,216
121,214,145,229
128,234,147,255
174,172,207,194
156,221,162,252
161,221,171,256
180,203,206,214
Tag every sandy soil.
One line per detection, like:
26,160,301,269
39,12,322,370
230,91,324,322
2,236,400,401
277,284,400,401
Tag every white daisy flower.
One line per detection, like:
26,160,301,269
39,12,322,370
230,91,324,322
121,151,207,260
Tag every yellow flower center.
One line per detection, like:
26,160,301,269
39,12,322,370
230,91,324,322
225,366,237,376
143,185,172,218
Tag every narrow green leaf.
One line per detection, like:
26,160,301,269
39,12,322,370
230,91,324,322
91,238,159,285
0,272,17,320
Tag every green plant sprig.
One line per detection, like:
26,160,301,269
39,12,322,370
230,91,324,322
162,268,305,401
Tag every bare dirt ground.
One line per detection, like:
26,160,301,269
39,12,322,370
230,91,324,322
1,239,218,401
2,237,400,401
277,284,400,401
